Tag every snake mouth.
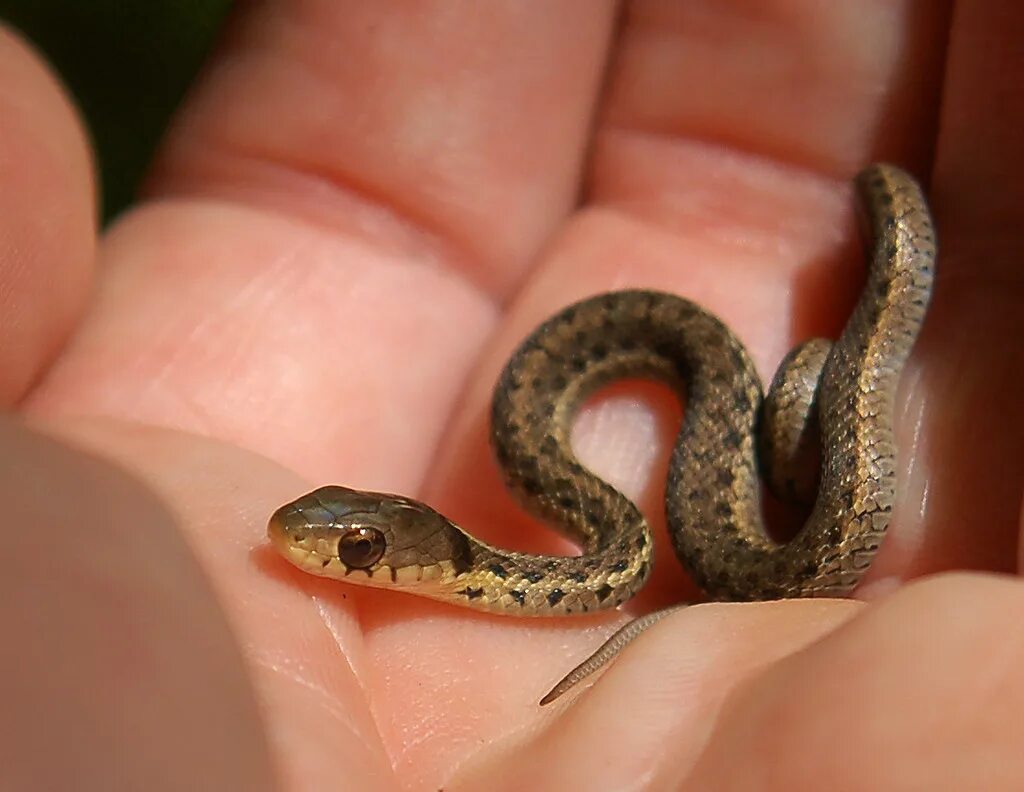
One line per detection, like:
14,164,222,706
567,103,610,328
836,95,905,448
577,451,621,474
267,508,329,571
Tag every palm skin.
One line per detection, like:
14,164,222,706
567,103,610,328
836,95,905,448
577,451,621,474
1,3,1022,790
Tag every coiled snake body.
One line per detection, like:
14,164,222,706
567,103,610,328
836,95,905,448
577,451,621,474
269,164,936,699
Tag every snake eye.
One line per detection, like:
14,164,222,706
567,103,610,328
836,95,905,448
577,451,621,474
337,527,386,569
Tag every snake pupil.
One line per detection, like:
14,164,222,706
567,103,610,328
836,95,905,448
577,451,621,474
338,527,386,569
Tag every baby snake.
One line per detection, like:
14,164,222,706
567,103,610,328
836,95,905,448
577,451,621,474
268,163,936,703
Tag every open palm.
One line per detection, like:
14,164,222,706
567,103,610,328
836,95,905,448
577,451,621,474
4,3,1022,790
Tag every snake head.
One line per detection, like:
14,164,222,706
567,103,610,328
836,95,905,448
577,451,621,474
267,485,475,589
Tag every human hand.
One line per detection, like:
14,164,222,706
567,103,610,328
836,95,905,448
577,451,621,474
2,3,1022,790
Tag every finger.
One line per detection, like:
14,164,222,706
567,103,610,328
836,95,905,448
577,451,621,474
889,0,1024,579
599,0,949,176
148,0,618,294
27,2,617,489
0,420,274,790
444,574,1024,790
685,575,1024,790
0,26,95,403
445,599,860,790
28,203,494,489
53,421,408,790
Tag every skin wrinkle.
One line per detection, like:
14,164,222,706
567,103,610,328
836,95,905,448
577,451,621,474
313,596,366,684
251,653,363,735
190,139,474,275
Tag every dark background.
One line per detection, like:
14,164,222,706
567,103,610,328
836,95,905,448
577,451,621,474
1,1,232,221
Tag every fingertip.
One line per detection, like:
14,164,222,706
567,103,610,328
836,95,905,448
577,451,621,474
0,24,96,401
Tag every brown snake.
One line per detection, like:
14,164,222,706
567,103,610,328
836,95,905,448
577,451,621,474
268,163,936,703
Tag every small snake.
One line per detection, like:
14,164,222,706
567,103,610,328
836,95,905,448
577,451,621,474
268,163,936,702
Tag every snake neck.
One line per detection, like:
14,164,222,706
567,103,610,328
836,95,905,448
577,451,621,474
428,522,654,616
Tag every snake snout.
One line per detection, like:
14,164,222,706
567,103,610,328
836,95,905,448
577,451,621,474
266,500,330,558
267,501,347,577
266,505,292,549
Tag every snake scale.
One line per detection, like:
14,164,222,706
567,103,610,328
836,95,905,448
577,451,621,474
268,163,936,702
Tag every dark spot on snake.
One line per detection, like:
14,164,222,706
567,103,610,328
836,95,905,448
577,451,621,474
461,587,484,600
610,560,628,573
636,534,647,549
570,357,586,373
562,307,577,323
321,558,330,567
568,571,587,583
523,570,544,584
586,510,602,527
510,590,526,605
654,340,676,359
521,477,543,497
552,373,568,390
717,469,735,487
525,336,546,354
546,560,560,571
447,529,475,576
488,563,509,579
547,589,565,606
592,343,608,360
596,584,614,602
559,495,575,510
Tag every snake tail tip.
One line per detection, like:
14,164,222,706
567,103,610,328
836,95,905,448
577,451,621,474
538,690,559,707
538,676,576,707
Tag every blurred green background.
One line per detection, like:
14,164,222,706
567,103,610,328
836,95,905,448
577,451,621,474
1,1,232,221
